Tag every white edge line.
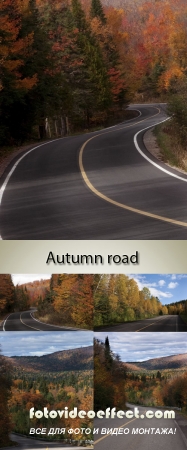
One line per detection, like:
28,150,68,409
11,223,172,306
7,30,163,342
30,312,89,331
3,314,11,331
0,137,64,205
20,312,41,331
127,109,142,118
134,118,187,182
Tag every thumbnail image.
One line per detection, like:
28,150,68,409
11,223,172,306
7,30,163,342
0,331,93,448
0,274,93,331
94,332,187,450
94,274,187,331
1,1,187,240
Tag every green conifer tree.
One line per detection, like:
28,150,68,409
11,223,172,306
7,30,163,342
90,0,106,24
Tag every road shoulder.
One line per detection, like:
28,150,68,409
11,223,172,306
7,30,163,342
143,127,187,175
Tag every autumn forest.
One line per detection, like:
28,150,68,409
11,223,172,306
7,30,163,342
1,0,187,147
94,337,187,413
0,344,93,446
1,274,187,329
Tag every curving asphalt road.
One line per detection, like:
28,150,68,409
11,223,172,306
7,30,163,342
94,404,187,450
1,103,187,239
95,315,187,332
0,310,81,331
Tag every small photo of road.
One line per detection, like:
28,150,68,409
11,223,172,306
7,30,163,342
0,274,94,331
94,274,187,332
0,331,93,449
94,333,187,450
2,0,187,240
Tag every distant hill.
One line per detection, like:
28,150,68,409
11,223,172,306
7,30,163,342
9,346,93,373
19,279,50,304
125,353,187,371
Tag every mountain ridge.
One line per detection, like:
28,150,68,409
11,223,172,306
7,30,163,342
8,346,93,372
125,353,187,371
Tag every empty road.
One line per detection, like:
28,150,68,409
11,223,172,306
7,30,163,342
95,315,187,332
94,404,187,450
0,310,80,331
1,104,187,239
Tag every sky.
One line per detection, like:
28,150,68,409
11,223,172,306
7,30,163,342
129,274,187,305
0,331,93,357
95,332,187,362
12,274,51,285
11,274,187,305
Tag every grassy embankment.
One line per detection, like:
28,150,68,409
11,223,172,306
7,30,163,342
153,120,187,172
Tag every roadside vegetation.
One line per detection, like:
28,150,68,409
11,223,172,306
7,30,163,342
154,78,187,172
126,369,187,411
94,337,127,411
1,274,187,330
95,337,187,415
0,274,48,319
35,274,94,330
94,274,168,328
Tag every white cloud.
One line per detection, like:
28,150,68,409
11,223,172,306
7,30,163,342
132,277,172,299
0,331,93,356
149,288,173,299
158,280,165,287
168,282,178,289
95,332,187,362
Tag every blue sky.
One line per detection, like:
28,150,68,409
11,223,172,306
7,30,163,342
11,274,187,306
95,332,187,362
0,331,93,357
129,274,187,305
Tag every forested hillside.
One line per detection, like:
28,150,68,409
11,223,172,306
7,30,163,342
11,346,93,373
0,0,128,145
19,279,50,305
125,353,187,408
94,338,187,413
5,346,93,441
126,353,187,371
0,275,49,317
2,0,187,146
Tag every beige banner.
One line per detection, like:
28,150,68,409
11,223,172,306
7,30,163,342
0,240,186,273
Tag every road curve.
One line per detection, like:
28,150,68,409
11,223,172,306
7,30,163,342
94,404,187,450
94,315,187,332
0,310,81,331
1,104,187,239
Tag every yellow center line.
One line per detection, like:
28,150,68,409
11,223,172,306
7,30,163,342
20,312,41,331
94,417,137,444
79,108,187,228
135,316,168,332
94,408,148,444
